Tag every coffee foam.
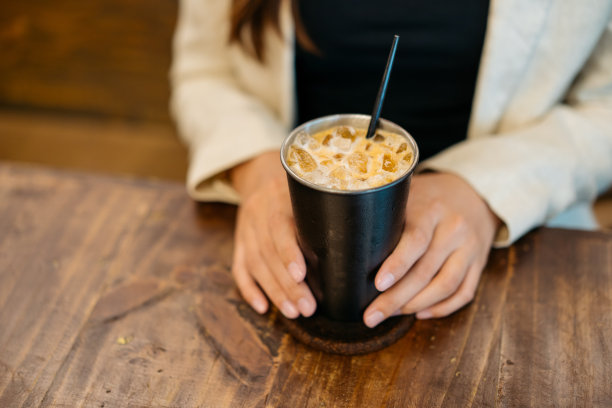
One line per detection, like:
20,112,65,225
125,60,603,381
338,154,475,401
286,126,414,190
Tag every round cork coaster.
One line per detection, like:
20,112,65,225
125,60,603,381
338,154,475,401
281,313,415,355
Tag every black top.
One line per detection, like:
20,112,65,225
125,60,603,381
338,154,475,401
295,0,490,160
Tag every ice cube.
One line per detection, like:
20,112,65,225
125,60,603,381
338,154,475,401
331,136,352,151
368,175,386,188
329,167,349,189
330,166,348,180
288,147,317,172
382,153,397,172
322,134,332,146
335,126,356,141
309,169,327,185
348,152,369,174
296,131,310,146
308,140,321,150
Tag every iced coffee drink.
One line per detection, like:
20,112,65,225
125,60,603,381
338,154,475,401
286,125,414,190
281,114,418,325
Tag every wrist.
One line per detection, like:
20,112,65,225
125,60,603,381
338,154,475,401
423,172,501,241
229,150,285,200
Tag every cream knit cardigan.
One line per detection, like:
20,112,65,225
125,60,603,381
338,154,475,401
170,0,612,246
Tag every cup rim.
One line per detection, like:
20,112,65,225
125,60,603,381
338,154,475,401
280,114,420,195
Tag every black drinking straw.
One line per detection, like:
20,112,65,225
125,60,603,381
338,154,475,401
365,35,400,139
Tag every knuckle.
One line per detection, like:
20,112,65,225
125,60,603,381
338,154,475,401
275,217,299,252
262,283,284,304
272,292,290,307
259,237,276,259
386,257,408,275
464,234,479,250
279,231,298,252
387,302,405,317
400,302,418,316
282,245,300,264
268,295,286,311
289,286,306,302
448,214,468,235
412,266,435,285
410,227,430,249
438,276,459,296
458,288,476,305
278,271,297,288
276,265,300,291
430,200,446,218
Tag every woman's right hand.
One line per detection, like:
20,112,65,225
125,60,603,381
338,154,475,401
229,150,317,319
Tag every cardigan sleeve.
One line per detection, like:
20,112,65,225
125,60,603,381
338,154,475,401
170,0,287,204
422,18,612,247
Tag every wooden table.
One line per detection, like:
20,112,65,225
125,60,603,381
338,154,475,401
1,162,611,407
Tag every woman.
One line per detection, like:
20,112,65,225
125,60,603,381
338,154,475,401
170,0,612,327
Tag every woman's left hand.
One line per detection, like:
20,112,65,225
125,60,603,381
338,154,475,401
363,172,500,327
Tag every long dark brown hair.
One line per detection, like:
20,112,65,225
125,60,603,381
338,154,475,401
229,0,316,62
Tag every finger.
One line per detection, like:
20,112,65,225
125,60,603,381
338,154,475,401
244,221,312,318
364,218,463,327
265,179,306,282
270,212,307,283
398,249,471,315
246,244,299,319
374,203,442,292
416,262,482,319
232,240,268,314
253,218,316,317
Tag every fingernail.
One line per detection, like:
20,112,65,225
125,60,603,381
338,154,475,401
252,298,267,314
281,300,299,319
297,297,315,317
364,310,385,328
288,262,304,282
377,272,395,291
417,310,433,319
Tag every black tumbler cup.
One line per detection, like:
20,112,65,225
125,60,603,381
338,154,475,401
280,114,419,323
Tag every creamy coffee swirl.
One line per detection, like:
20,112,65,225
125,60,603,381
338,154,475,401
286,125,414,190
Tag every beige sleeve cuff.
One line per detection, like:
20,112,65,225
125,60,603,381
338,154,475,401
186,134,283,205
175,93,288,203
420,104,612,248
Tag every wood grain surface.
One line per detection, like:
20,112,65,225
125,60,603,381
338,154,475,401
0,162,611,407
